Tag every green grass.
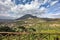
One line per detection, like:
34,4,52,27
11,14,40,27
0,19,60,40
0,33,60,40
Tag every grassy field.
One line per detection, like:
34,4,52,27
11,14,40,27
0,18,60,40
0,33,60,40
14,18,60,33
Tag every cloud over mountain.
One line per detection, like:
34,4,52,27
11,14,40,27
0,0,60,19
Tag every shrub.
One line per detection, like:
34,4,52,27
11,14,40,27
13,26,26,32
26,28,36,32
0,26,15,32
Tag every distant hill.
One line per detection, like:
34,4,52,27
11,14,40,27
0,19,15,23
16,14,60,22
40,18,60,21
16,14,37,20
0,14,60,23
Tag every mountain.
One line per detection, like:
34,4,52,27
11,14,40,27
16,14,37,20
0,14,60,23
16,14,60,22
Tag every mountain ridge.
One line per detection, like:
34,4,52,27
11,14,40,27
16,14,60,21
16,14,38,20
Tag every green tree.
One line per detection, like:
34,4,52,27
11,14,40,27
13,26,26,32
0,26,15,32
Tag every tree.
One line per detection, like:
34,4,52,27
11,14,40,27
26,28,36,32
0,26,15,32
13,26,26,32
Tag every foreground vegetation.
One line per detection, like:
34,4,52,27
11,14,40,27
0,18,60,40
0,33,60,40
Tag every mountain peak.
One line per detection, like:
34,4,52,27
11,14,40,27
16,14,37,20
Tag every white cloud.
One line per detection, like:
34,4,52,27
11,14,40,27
0,13,10,16
11,0,40,11
50,1,58,6
23,0,26,2
9,0,47,18
43,0,48,4
39,12,60,18
0,0,59,19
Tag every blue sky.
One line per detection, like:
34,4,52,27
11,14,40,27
0,0,60,19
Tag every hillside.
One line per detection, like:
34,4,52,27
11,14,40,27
16,14,37,20
0,14,60,33
16,14,60,22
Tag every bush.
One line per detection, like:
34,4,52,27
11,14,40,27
0,26,15,32
13,26,27,32
26,28,36,32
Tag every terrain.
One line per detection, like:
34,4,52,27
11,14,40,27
0,14,60,40
0,14,60,33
